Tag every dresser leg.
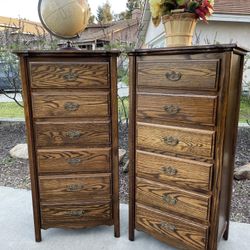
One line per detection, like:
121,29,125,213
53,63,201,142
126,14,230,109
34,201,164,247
35,229,42,242
223,223,229,240
114,224,120,238
129,230,135,241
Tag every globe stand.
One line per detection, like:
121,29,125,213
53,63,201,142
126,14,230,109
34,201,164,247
60,40,81,51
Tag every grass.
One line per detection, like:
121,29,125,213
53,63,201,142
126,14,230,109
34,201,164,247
240,96,250,123
0,102,24,118
118,97,129,121
0,96,249,124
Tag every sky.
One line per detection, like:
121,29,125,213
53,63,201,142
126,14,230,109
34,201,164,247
0,0,127,22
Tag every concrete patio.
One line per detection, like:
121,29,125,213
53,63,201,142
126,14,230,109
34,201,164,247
0,186,249,250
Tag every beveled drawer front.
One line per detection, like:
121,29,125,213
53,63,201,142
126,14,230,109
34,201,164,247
32,92,109,118
137,123,215,158
137,94,217,126
39,174,111,202
136,204,208,250
136,151,213,191
35,121,110,147
41,202,111,229
136,178,211,221
30,62,109,88
137,60,218,90
37,148,111,174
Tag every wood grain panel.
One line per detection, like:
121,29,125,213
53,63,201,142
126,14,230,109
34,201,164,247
136,204,208,250
30,62,109,88
39,174,111,202
37,148,111,174
136,150,213,191
32,92,109,118
137,123,215,158
137,93,217,126
41,202,111,228
137,60,218,90
136,178,210,221
35,121,110,147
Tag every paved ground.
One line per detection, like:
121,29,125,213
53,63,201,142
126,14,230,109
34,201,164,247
0,187,249,250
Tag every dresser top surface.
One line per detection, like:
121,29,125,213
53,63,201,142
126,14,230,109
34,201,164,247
13,49,120,57
128,44,249,56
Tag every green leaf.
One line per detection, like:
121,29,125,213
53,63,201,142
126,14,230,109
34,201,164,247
187,1,199,12
176,0,187,6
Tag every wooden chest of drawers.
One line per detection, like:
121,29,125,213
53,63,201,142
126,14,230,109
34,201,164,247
128,45,248,250
15,50,120,241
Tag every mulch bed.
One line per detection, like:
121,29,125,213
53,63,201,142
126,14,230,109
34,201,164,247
0,121,249,223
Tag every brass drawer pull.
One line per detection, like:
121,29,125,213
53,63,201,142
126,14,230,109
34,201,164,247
63,72,79,81
162,166,178,176
164,105,180,115
165,71,182,81
66,130,81,139
160,222,176,232
64,102,80,112
66,184,84,192
162,193,178,205
66,210,85,217
163,136,179,146
67,158,82,165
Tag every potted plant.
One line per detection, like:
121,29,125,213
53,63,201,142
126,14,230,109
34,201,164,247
149,0,214,47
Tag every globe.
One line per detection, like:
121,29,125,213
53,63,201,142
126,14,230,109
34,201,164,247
38,0,90,39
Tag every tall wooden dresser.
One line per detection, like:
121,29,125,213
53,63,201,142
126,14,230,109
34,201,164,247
128,44,248,250
15,50,120,241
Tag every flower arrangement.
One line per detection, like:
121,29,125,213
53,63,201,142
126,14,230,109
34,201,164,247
149,0,214,26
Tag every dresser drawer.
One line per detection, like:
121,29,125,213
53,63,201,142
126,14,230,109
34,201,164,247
35,121,110,147
137,94,217,126
136,151,213,191
136,204,208,250
30,62,109,88
137,123,215,158
39,174,111,203
41,202,112,229
37,148,111,174
32,91,109,118
137,60,218,90
136,178,211,221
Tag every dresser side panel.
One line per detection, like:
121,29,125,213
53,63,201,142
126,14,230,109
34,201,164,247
19,56,42,241
217,53,244,241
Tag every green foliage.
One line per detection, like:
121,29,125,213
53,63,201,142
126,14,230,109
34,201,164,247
125,0,141,19
88,15,96,24
96,1,113,24
240,96,250,124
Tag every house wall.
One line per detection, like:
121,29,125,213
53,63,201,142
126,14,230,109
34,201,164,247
143,19,250,94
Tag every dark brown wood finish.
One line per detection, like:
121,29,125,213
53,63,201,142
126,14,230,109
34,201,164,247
128,44,248,250
110,55,120,237
129,55,137,241
15,50,120,241
19,56,42,242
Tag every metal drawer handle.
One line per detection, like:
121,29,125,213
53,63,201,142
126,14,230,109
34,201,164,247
66,130,81,139
163,136,179,146
64,102,80,112
66,184,84,192
160,222,176,232
67,158,82,165
162,194,178,206
165,71,182,81
164,105,180,115
63,72,78,81
66,210,85,217
162,167,178,176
